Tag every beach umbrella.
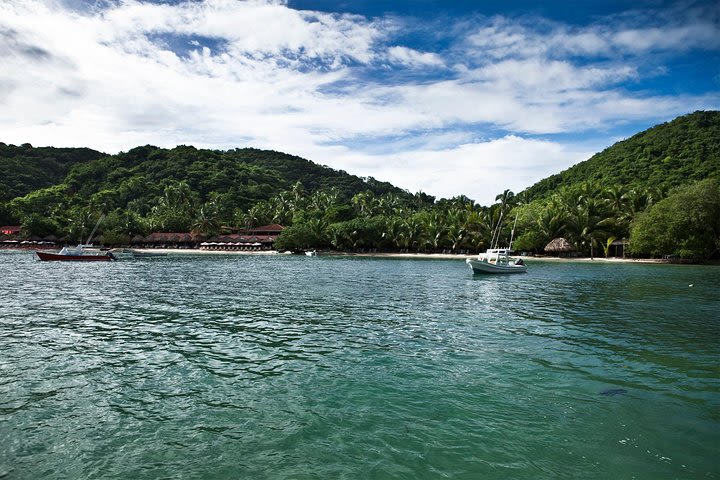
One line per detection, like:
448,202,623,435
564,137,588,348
544,237,575,253
131,234,146,244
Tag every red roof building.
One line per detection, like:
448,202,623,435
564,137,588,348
248,224,284,235
145,232,204,243
1,226,21,235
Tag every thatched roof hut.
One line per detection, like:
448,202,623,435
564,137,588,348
544,237,575,254
131,234,146,244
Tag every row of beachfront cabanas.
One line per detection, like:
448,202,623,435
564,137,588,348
0,239,58,248
128,233,277,250
200,241,265,251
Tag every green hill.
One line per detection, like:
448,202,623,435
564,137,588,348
0,143,105,202
0,143,410,226
2,112,718,259
63,144,404,209
522,111,720,201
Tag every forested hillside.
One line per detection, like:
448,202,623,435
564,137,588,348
522,111,720,201
1,111,719,259
0,143,105,202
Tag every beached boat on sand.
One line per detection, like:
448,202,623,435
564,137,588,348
466,248,526,274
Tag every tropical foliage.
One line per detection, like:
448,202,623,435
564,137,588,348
629,179,720,259
523,111,720,202
1,111,719,259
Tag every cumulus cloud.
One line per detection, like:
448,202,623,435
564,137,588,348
0,0,718,204
329,136,596,204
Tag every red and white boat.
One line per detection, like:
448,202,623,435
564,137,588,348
36,245,115,262
36,215,115,262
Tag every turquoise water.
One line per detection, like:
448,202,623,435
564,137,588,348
0,251,718,479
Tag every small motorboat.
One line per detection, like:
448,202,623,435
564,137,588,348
37,245,115,262
305,250,318,257
466,248,527,274
466,212,526,274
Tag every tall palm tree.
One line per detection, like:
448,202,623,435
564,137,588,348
351,191,378,217
191,203,220,237
564,198,611,259
446,224,467,253
400,216,425,251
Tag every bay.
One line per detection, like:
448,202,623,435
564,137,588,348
0,251,718,479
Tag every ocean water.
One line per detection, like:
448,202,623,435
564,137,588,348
0,251,718,479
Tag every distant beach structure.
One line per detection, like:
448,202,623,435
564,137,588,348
544,237,575,257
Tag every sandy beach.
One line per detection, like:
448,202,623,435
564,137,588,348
124,247,673,264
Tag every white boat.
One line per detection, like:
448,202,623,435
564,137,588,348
466,248,527,274
466,212,527,274
305,250,317,257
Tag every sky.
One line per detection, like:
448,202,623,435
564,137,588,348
1,0,719,205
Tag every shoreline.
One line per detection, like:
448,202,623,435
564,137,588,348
123,248,683,264
0,246,706,264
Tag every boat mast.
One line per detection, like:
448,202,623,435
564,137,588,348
85,214,105,245
491,209,504,250
508,213,519,251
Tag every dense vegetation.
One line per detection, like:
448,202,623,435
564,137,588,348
522,111,720,202
0,143,105,202
1,111,719,260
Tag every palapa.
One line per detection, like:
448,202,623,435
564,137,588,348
544,237,575,253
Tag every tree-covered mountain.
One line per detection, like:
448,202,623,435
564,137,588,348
521,111,720,202
1,111,719,260
59,145,407,213
0,143,105,202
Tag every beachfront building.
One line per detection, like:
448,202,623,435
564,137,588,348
133,225,285,250
136,232,205,249
201,224,284,251
247,224,284,236
1,226,21,236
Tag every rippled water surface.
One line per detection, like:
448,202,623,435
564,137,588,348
1,251,719,479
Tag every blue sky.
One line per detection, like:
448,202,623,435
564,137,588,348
1,0,718,204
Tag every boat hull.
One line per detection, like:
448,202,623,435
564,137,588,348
36,251,114,262
466,258,527,274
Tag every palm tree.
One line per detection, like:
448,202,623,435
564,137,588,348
191,203,220,237
351,191,378,217
535,201,567,244
602,185,628,214
378,193,402,216
495,189,515,212
327,225,347,250
564,198,611,259
400,216,425,251
420,212,447,251
446,224,467,253
383,217,405,250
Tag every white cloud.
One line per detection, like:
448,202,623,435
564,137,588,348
0,0,718,204
324,136,596,205
387,46,444,67
465,7,720,61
